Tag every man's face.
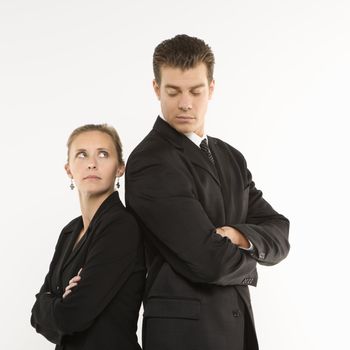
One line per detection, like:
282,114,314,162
153,63,214,137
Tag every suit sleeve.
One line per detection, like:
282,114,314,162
126,153,257,286
232,166,290,266
30,229,69,344
31,215,142,340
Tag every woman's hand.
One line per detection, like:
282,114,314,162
63,268,82,299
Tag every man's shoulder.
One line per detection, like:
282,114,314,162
209,136,246,162
128,128,177,162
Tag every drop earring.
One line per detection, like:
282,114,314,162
70,178,75,190
116,178,120,189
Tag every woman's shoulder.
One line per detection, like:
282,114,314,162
93,198,141,243
104,205,140,234
61,216,82,234
100,193,137,224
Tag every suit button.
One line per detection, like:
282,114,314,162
259,252,265,259
56,286,60,291
232,310,241,317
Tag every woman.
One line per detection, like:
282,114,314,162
31,124,145,349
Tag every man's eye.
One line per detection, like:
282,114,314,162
166,90,178,96
191,90,201,96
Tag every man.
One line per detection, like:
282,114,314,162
125,34,290,350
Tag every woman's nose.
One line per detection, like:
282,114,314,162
88,159,97,169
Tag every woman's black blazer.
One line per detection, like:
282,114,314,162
31,191,145,350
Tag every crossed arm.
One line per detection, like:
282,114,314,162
31,216,142,344
216,226,251,249
124,154,264,286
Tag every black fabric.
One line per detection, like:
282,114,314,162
125,117,290,350
31,192,146,350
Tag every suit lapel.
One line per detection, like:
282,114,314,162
61,191,120,271
62,227,89,271
208,137,225,181
182,138,221,186
153,116,221,186
208,137,240,222
59,218,83,272
50,217,82,287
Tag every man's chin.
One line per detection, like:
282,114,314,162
170,122,196,135
174,126,194,135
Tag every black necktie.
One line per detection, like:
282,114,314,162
200,139,215,165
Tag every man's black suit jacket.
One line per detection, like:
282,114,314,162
31,192,145,350
126,117,290,350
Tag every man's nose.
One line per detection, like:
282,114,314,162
178,94,193,111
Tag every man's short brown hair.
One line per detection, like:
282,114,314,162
153,34,215,84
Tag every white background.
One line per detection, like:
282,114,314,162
1,0,349,349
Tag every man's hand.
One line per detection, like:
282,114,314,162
216,226,250,249
63,268,82,299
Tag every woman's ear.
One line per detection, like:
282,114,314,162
64,163,73,178
116,165,125,178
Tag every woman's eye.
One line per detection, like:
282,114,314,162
77,152,87,158
99,151,108,158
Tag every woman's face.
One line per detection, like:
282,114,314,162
65,131,123,197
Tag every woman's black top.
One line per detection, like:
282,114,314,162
31,191,145,349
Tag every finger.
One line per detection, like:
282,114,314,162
216,228,224,235
69,276,81,284
63,290,71,299
65,282,78,292
77,268,83,276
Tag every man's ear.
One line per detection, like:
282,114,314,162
209,79,215,99
64,163,73,178
153,79,161,100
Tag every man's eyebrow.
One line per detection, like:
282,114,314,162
190,84,206,90
164,84,181,90
164,83,206,90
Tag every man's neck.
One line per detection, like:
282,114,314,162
159,113,207,148
184,131,206,148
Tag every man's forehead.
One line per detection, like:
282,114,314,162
160,63,207,76
159,63,209,87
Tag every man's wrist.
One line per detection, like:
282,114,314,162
239,239,254,251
